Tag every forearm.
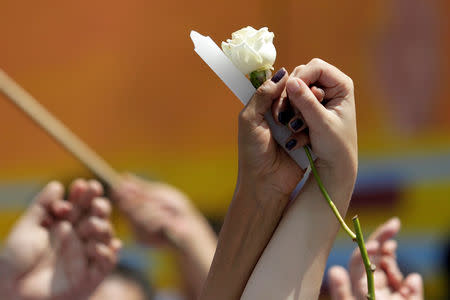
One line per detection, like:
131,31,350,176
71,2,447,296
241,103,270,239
200,184,290,300
176,216,217,299
241,168,356,300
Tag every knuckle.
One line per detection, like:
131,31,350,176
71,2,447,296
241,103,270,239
340,74,354,93
293,64,306,75
309,57,324,65
255,82,272,97
238,109,252,125
344,75,354,89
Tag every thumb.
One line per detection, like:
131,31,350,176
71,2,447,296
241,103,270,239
286,77,328,130
328,266,355,300
242,68,288,125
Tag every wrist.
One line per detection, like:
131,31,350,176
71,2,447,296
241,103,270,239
235,173,292,207
312,157,357,212
316,151,357,187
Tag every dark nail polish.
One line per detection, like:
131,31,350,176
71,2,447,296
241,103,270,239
290,118,304,131
271,68,286,83
285,139,297,150
278,108,295,125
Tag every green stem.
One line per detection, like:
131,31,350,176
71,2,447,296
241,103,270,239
303,146,375,299
352,216,376,300
303,146,356,240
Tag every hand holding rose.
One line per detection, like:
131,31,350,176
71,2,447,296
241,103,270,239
202,58,358,300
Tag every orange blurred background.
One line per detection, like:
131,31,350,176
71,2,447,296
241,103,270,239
0,0,449,298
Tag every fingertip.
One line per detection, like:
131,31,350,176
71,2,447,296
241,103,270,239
273,97,294,126
69,179,88,203
270,67,287,84
36,181,65,208
111,238,122,252
327,266,353,300
70,178,87,191
88,179,104,197
46,181,64,194
91,197,112,218
285,138,297,151
328,265,348,282
311,86,325,102
286,77,327,128
404,273,423,294
288,116,305,133
388,216,401,230
285,131,309,151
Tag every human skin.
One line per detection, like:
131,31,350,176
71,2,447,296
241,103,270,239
0,179,121,300
201,58,357,300
328,217,424,300
112,174,217,299
199,67,307,300
240,58,358,300
89,274,147,300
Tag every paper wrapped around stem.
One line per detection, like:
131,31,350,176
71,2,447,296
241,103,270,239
190,30,315,169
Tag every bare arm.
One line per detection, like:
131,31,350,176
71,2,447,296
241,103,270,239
112,175,217,299
200,68,309,300
242,171,354,299
242,58,358,300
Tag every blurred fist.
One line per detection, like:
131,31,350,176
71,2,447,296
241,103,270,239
112,174,213,249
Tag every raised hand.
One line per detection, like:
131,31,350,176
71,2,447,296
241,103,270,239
328,218,423,300
112,174,216,250
0,179,121,300
112,174,217,298
277,58,358,186
237,67,305,199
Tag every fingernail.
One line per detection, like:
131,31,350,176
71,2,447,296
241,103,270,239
290,118,304,131
285,139,297,150
278,108,295,125
271,68,286,83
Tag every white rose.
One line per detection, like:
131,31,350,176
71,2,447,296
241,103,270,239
221,26,276,75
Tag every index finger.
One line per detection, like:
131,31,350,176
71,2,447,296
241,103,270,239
367,217,401,245
292,58,353,96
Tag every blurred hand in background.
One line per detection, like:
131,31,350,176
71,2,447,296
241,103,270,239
328,217,423,300
0,179,121,300
112,174,217,299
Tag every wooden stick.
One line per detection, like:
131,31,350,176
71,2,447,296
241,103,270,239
0,69,120,187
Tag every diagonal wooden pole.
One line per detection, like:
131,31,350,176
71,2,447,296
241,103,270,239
0,69,120,187
0,69,182,248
